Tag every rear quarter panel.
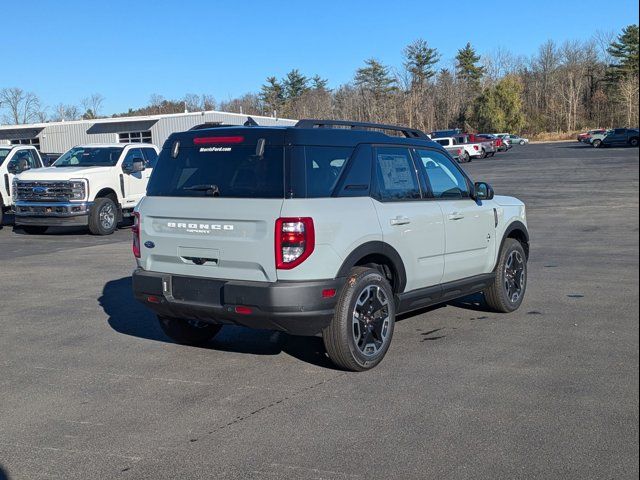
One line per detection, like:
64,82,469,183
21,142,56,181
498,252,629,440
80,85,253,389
278,197,382,281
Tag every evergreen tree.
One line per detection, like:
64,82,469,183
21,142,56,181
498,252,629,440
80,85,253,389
403,39,440,87
354,59,397,96
282,69,309,100
311,75,329,91
259,76,284,114
472,75,524,132
455,42,485,86
608,24,639,78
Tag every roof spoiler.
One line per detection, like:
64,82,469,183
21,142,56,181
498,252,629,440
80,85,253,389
295,119,428,139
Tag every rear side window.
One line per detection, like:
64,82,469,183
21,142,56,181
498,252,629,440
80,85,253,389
147,145,284,198
286,146,353,198
373,147,421,201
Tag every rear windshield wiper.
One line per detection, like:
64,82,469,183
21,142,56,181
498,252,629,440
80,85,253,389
182,184,220,196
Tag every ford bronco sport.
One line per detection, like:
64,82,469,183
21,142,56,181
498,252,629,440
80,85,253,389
132,120,529,371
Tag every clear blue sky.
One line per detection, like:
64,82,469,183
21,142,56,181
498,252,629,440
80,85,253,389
2,0,638,116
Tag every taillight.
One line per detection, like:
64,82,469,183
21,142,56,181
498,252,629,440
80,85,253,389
132,212,141,258
275,217,315,269
473,145,479,151
193,136,244,145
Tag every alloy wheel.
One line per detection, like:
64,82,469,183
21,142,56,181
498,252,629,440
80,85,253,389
504,250,525,303
352,285,391,356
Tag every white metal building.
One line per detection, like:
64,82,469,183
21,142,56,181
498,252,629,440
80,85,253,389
0,111,296,154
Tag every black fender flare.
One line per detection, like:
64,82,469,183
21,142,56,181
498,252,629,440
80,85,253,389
337,241,407,293
499,220,530,258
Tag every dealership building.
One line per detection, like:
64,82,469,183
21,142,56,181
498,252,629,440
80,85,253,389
0,110,295,155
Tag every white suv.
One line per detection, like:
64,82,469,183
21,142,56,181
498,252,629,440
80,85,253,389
14,143,159,235
132,120,529,371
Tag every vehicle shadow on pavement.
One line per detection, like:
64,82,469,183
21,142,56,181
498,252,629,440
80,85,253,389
99,277,339,370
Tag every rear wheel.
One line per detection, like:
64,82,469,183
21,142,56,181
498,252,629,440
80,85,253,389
630,137,639,147
21,226,48,234
484,239,527,313
158,316,222,346
89,197,118,235
480,148,487,159
323,267,395,371
461,151,470,163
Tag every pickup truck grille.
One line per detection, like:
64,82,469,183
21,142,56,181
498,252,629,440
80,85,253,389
15,180,83,202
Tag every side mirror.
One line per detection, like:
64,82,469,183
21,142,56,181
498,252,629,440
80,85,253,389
124,159,145,174
473,182,494,201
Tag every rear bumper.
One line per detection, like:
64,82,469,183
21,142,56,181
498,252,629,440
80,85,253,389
132,268,345,336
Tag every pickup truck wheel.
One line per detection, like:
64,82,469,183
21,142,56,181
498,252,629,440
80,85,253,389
21,226,48,234
0,202,4,226
484,239,527,313
592,139,602,148
89,197,118,235
460,151,470,163
323,267,395,371
630,137,639,147
157,315,222,346
480,148,487,159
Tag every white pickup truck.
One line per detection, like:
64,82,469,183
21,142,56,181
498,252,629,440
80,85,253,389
0,145,45,226
13,143,159,235
434,137,486,163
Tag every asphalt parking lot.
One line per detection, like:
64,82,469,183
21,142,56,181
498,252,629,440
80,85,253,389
0,142,638,480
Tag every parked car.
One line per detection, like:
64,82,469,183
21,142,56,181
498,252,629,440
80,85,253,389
593,128,639,148
588,130,613,147
0,145,44,226
132,119,530,371
477,133,507,152
13,143,159,235
457,134,497,157
497,133,529,146
577,129,607,143
434,137,486,162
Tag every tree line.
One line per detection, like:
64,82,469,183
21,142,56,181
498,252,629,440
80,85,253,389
1,24,637,135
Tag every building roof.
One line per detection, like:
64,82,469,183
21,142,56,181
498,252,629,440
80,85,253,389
0,110,294,131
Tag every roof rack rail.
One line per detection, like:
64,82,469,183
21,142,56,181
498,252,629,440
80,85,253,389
294,119,428,139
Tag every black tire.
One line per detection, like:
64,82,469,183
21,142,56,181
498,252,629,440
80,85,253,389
519,140,526,145
323,267,395,371
462,151,470,163
21,226,48,234
630,137,639,147
489,151,495,157
484,238,528,313
0,202,4,227
480,148,487,159
89,197,118,235
158,315,222,346
592,139,602,148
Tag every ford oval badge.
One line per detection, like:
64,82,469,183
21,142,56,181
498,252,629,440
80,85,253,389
144,241,155,249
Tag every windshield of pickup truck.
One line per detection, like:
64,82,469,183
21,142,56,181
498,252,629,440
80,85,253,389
53,147,123,167
0,148,10,166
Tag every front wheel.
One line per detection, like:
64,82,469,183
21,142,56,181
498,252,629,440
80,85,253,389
89,197,118,235
158,316,222,346
519,140,526,145
484,239,528,313
323,267,395,371
592,139,602,148
630,137,639,147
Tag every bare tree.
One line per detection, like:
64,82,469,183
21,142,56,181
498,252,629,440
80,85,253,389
618,74,640,126
52,103,80,122
0,87,43,124
81,93,105,118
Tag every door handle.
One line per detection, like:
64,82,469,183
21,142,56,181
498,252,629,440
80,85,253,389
390,215,411,226
448,212,465,221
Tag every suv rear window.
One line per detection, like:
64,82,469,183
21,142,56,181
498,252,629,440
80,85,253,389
148,145,285,198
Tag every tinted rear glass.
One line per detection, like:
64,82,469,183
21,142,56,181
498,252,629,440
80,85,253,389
147,144,285,198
